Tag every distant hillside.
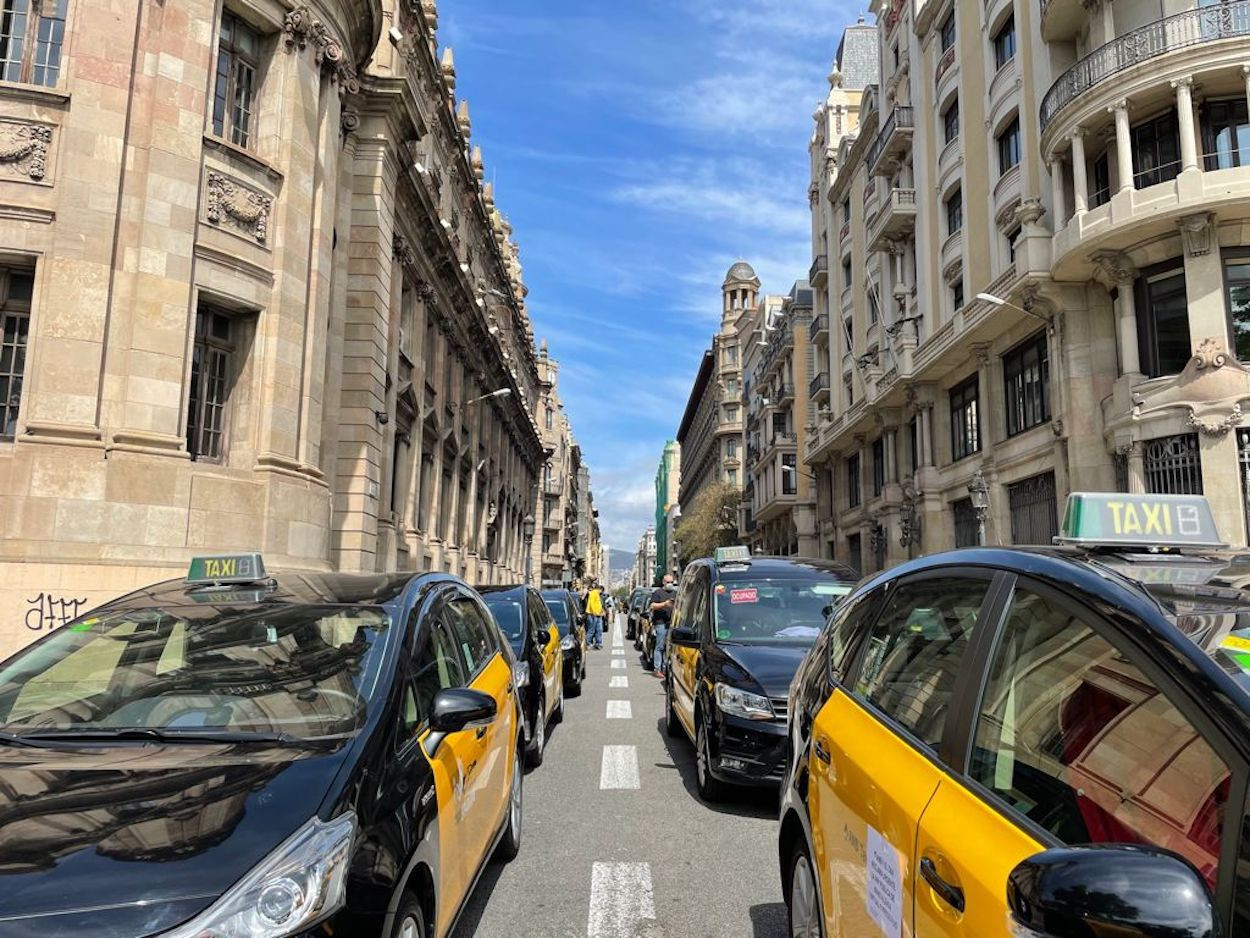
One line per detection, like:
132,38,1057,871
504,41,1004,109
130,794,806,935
607,548,634,577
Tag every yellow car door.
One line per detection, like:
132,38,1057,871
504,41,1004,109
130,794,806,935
809,573,998,937
526,591,561,722
669,569,704,734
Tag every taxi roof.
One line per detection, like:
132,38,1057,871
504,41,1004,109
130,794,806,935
701,555,861,582
116,570,440,610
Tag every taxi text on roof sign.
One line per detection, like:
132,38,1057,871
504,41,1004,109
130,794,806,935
186,553,267,585
1056,493,1225,549
715,545,752,564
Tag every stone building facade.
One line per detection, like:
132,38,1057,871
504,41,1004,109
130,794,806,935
805,0,1250,575
0,0,585,657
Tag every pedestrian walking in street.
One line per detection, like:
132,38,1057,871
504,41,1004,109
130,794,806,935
585,581,605,648
649,574,677,678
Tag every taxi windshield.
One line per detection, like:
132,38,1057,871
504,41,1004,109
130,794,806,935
714,577,851,645
544,599,573,636
0,602,393,740
483,596,526,649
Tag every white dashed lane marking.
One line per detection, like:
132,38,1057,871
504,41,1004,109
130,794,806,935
612,648,624,655
606,700,632,719
599,745,640,789
587,862,657,938
610,659,625,669
609,675,628,689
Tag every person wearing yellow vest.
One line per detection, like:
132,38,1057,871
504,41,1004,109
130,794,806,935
585,582,605,649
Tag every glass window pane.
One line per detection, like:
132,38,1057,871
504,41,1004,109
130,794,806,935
971,589,1230,891
1148,272,1192,375
1228,262,1250,362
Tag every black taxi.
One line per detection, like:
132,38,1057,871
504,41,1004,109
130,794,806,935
780,493,1250,937
664,547,858,801
0,554,523,938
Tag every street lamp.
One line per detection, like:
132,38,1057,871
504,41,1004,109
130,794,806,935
967,471,990,546
522,514,535,585
463,388,512,407
975,292,1053,330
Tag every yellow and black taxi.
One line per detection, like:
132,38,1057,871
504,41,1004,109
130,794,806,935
780,493,1250,937
0,554,523,938
478,585,563,768
541,588,587,697
626,587,650,642
664,547,858,801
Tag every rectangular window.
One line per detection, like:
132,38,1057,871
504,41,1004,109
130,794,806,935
727,467,738,486
847,533,862,576
187,305,236,462
213,11,261,148
782,453,797,495
726,437,739,458
1003,331,1050,436
1144,432,1203,495
945,188,962,235
725,345,738,366
1090,151,1111,208
0,0,66,87
841,257,853,288
0,268,32,439
992,14,1016,70
949,374,980,461
952,497,978,547
1006,225,1021,265
943,98,959,146
1131,111,1181,188
1202,98,1250,170
843,374,854,407
1226,251,1250,362
847,453,861,508
996,117,1021,174
1135,264,1192,378
908,416,919,473
1007,471,1058,544
545,406,554,430
940,10,956,52
868,291,879,325
952,278,964,310
872,437,885,497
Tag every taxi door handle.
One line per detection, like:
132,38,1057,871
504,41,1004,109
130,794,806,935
475,725,487,740
920,857,965,913
813,737,831,765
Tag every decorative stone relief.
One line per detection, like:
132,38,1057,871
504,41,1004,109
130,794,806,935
1193,336,1228,370
340,107,360,136
1178,211,1215,257
283,6,360,92
0,121,52,182
392,232,417,268
1089,249,1137,285
1187,403,1242,437
205,171,273,243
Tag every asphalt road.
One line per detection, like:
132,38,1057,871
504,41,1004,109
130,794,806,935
452,614,787,938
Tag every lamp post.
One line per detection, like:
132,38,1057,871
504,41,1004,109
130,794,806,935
522,514,535,585
462,387,513,407
975,292,1053,331
968,471,990,546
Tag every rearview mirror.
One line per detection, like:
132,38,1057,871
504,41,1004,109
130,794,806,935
430,688,497,734
669,627,699,648
1007,846,1218,938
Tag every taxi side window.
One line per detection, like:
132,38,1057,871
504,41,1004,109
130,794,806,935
527,593,551,648
971,588,1231,892
673,571,698,629
446,593,498,677
688,572,710,641
855,576,991,749
405,614,468,736
826,589,879,682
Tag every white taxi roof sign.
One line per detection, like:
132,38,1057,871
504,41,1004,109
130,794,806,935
715,545,752,564
1056,493,1225,549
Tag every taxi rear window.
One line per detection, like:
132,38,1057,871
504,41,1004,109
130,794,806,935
544,599,572,635
713,577,851,645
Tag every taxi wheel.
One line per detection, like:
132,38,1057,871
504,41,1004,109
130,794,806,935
787,842,823,938
695,717,726,803
391,894,427,938
526,696,545,769
496,744,523,861
664,676,681,738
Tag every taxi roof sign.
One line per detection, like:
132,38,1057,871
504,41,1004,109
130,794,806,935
715,545,752,565
186,553,267,585
1056,493,1225,549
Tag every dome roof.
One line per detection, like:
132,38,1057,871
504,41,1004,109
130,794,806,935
723,261,758,285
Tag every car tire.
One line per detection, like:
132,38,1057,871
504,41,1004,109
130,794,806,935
695,716,726,803
391,894,427,938
664,676,681,738
495,744,523,862
567,667,582,698
526,694,545,769
787,840,824,938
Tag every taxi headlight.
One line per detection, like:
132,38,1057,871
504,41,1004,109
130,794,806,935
560,634,575,651
513,661,530,688
715,682,774,721
160,812,355,937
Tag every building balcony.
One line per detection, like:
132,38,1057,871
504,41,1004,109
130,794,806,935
776,383,795,406
935,45,956,88
544,479,563,496
755,486,799,525
867,107,914,176
809,314,829,344
867,187,917,252
543,512,563,530
809,371,831,404
809,253,828,288
771,430,797,450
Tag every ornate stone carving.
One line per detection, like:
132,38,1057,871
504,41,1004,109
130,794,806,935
1014,196,1045,228
1089,249,1137,285
393,232,417,268
1187,403,1242,437
283,6,359,91
1194,336,1229,370
1178,211,1215,257
971,343,991,367
0,121,51,182
205,171,272,243
340,107,360,136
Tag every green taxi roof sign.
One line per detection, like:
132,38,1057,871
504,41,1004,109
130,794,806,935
186,553,267,586
1056,493,1225,549
715,545,752,564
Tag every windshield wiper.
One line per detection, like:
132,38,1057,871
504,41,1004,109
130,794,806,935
10,728,335,749
0,730,56,748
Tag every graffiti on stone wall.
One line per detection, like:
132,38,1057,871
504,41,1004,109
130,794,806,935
25,593,89,631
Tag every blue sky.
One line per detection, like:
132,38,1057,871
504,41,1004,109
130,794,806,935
443,0,863,554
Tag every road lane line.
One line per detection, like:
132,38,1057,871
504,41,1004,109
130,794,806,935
610,658,625,669
612,648,624,655
587,862,656,938
599,745,640,789
606,700,632,719
609,675,628,689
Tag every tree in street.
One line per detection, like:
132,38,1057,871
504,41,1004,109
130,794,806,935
674,482,742,562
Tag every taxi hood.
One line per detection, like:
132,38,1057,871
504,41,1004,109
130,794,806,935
718,643,810,698
0,742,350,937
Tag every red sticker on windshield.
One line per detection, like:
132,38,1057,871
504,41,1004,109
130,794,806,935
730,588,758,604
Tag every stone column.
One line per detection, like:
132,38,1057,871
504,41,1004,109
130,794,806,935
1126,441,1145,494
1071,130,1088,216
972,344,995,449
1049,157,1066,226
1117,287,1142,377
1112,102,1133,193
1173,77,1199,173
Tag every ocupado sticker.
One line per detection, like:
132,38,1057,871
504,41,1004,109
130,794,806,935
730,588,758,604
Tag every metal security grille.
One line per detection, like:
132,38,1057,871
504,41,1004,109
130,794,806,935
1239,429,1250,541
1114,451,1129,493
1144,433,1203,495
0,270,33,439
1008,472,1058,545
952,497,978,547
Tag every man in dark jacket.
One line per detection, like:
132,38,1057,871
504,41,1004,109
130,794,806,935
649,573,677,678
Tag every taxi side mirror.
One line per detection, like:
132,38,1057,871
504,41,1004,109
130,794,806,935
1007,846,1218,938
430,688,497,734
669,627,699,648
